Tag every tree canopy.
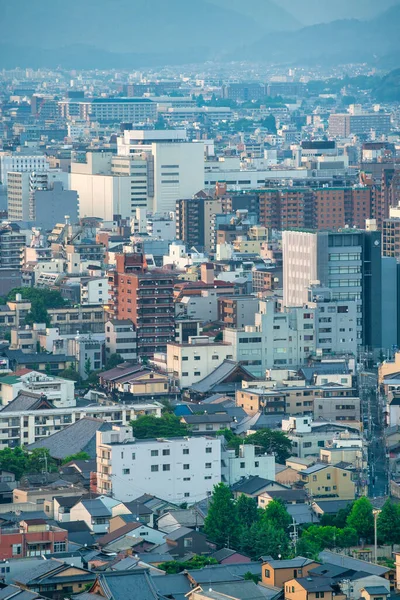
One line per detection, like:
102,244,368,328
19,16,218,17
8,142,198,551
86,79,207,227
204,483,238,548
62,452,91,465
377,499,400,545
130,414,189,439
346,497,374,543
0,447,57,479
4,287,67,328
219,428,292,464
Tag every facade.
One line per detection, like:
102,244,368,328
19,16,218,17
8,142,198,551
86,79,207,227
0,153,49,188
0,224,27,271
0,396,161,449
80,277,108,305
329,112,391,137
221,444,275,485
282,229,390,350
108,254,175,357
167,337,234,388
32,182,78,231
67,335,104,379
7,170,69,223
299,463,356,500
176,197,222,251
96,426,221,503
59,97,157,123
0,519,67,560
383,218,400,258
0,370,75,408
105,319,137,362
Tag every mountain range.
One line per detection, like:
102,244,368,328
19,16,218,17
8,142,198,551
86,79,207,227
0,0,400,69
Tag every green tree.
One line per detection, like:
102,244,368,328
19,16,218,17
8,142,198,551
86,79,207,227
347,497,374,542
204,483,238,548
252,520,290,560
263,499,292,530
337,527,358,549
244,572,261,583
84,358,92,377
59,368,81,383
62,452,91,465
25,300,50,327
296,536,321,560
377,500,400,545
130,414,189,439
158,555,217,574
245,429,292,463
26,448,57,473
104,353,124,370
236,494,259,530
0,446,28,479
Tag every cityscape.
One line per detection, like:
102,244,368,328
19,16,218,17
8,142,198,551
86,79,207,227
1,2,400,600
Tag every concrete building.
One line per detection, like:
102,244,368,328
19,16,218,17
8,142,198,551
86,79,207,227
96,426,221,503
67,335,103,379
167,336,234,388
59,97,157,124
0,370,75,408
175,290,219,323
80,277,108,305
176,197,222,252
108,254,175,357
299,462,356,500
105,319,137,362
221,443,275,485
7,170,69,223
0,153,49,188
32,182,78,231
0,392,161,449
218,295,259,329
329,112,391,137
282,229,391,351
0,223,27,270
117,129,205,213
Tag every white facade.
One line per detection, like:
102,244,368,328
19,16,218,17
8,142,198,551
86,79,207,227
0,153,49,187
175,290,219,323
221,444,275,485
282,231,318,307
97,427,221,504
105,319,137,362
0,402,161,449
67,335,104,378
117,129,205,214
163,242,208,270
167,337,234,388
7,170,69,222
0,371,75,408
80,277,108,305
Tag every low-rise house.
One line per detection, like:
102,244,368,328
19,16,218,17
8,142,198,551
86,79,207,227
14,558,95,599
320,551,394,590
0,370,75,408
258,489,307,509
231,476,288,499
156,526,214,558
211,548,251,565
262,557,320,588
180,413,233,433
284,576,345,600
157,508,205,533
69,499,112,535
96,521,165,548
222,443,276,486
0,519,68,559
299,463,356,500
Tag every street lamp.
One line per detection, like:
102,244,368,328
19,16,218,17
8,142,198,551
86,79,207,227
373,509,381,564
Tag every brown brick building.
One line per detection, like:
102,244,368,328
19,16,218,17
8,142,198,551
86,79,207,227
108,254,175,357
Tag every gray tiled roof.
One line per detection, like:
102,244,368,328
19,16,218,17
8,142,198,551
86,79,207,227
190,360,255,394
318,551,389,575
81,499,111,517
14,559,62,585
0,391,52,413
26,418,113,459
96,570,160,600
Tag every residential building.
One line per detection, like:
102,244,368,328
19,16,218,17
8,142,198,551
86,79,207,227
236,388,286,417
0,519,67,560
0,224,27,271
96,426,221,503
175,290,219,323
221,444,275,485
105,319,137,362
284,576,345,600
167,336,234,388
0,370,75,408
383,218,400,258
108,253,175,357
80,277,108,305
176,197,222,251
13,559,95,598
0,391,161,449
60,97,157,123
262,557,319,588
218,295,259,329
0,153,49,188
66,335,103,379
299,463,356,500
69,498,114,534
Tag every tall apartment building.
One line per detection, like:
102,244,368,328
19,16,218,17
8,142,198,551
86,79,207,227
105,319,137,362
0,153,49,187
176,197,222,251
108,253,175,357
383,218,400,257
0,223,27,270
97,426,221,503
117,129,205,213
282,229,397,350
329,112,391,137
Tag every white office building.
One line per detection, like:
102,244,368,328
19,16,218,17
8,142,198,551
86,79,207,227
0,153,49,188
97,426,221,503
7,170,70,222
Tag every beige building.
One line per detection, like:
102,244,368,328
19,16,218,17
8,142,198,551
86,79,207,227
299,463,356,500
262,557,319,588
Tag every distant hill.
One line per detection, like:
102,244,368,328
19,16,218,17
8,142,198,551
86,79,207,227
279,0,400,25
208,0,301,31
238,5,400,65
373,68,400,101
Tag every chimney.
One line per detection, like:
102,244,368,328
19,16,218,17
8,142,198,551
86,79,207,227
201,263,214,285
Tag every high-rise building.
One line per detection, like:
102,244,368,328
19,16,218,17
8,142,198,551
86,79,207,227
383,218,400,258
0,153,49,188
329,112,391,137
59,97,157,124
108,254,175,357
175,197,222,251
282,229,395,350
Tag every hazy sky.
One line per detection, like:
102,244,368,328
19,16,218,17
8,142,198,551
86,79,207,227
279,0,400,24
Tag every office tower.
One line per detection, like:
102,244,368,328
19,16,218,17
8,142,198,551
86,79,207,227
108,254,175,358
328,112,391,137
282,229,395,350
117,129,204,214
175,197,222,251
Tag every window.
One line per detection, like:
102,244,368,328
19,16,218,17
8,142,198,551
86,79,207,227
132,453,136,460
123,468,130,475
12,544,21,555
184,537,193,547
265,569,270,578
313,475,317,481
205,447,212,453
204,475,212,479
163,464,170,471
183,448,189,455
194,371,201,376
182,356,188,361
183,464,190,470
184,492,190,498
255,461,259,467
240,462,245,468
327,473,331,480
151,465,159,472
205,463,212,469
54,541,66,552
194,356,201,361
151,450,159,457
163,449,170,456
182,372,188,377
183,477,191,481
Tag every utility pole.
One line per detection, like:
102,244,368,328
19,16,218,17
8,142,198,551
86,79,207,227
288,518,298,555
